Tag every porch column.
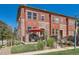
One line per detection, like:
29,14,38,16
25,33,29,42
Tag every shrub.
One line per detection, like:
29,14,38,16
0,45,2,49
37,40,45,50
47,37,55,48
11,44,37,53
67,36,74,42
43,40,47,46
67,41,74,46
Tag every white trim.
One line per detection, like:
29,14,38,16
40,15,45,21
26,10,38,20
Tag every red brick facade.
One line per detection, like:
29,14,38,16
17,5,76,42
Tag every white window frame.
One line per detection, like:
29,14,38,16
26,10,38,20
52,16,59,23
41,15,45,21
55,17,59,23
52,17,55,22
27,11,32,20
33,12,37,20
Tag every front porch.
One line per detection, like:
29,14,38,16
24,28,48,42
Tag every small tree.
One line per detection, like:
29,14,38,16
0,26,6,46
0,21,14,47
0,25,13,46
5,29,13,46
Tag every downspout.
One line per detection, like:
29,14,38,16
49,14,51,37
66,17,68,46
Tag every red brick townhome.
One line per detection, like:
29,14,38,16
17,5,76,42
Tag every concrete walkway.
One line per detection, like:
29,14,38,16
0,47,11,55
25,42,37,45
13,46,79,55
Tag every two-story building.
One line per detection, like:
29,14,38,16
17,5,76,42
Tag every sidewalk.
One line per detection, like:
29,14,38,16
0,47,11,55
13,46,79,55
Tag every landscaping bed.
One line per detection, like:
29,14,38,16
11,37,56,54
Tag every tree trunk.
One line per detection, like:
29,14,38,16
2,38,3,46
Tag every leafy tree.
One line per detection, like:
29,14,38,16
0,21,13,46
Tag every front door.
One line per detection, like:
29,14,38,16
60,30,63,39
40,29,45,40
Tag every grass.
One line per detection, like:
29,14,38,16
11,44,38,54
38,48,79,55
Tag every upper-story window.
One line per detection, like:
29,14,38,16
33,13,37,19
52,17,59,23
27,12,32,19
55,17,59,23
69,20,75,26
41,15,45,21
52,17,55,22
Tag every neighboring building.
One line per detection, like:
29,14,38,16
17,5,77,42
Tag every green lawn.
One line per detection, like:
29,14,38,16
38,48,79,55
11,44,38,54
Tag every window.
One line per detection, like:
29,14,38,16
69,21,75,26
55,17,59,23
52,17,59,23
56,29,58,34
52,29,58,36
27,12,32,19
41,15,45,21
33,13,37,19
52,29,54,35
27,26,32,31
52,17,55,22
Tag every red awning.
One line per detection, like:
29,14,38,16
28,29,43,32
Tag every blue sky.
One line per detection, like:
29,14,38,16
0,4,79,29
